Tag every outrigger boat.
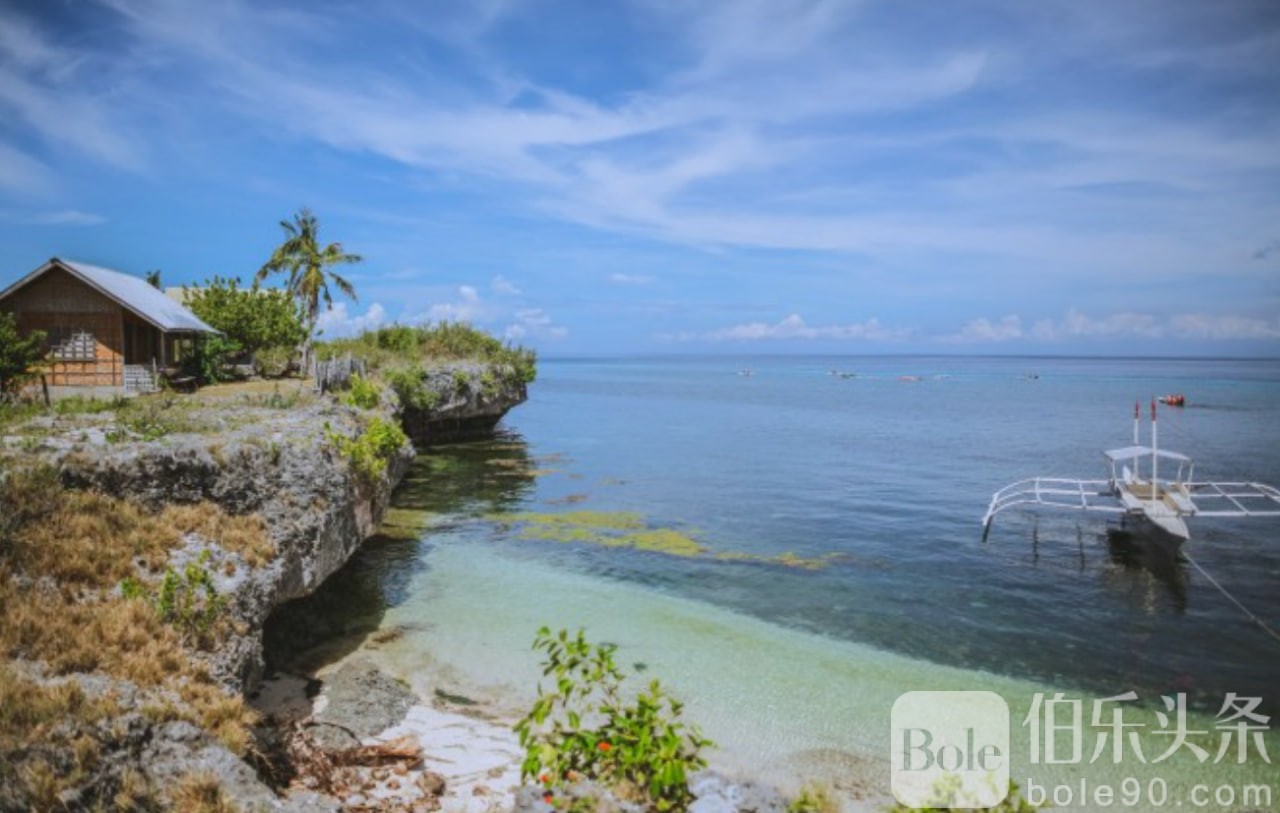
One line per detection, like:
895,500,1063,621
982,400,1280,542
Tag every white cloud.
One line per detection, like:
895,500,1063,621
314,302,386,339
0,141,53,194
1168,313,1280,340
952,310,1280,343
1032,308,1162,340
491,275,521,295
950,316,1023,343
504,307,567,341
23,209,108,226
610,272,654,285
412,286,486,323
693,313,906,342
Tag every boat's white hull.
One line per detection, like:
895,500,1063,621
1117,486,1190,541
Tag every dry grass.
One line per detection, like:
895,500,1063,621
0,464,267,810
169,772,242,813
0,662,120,810
5,473,273,584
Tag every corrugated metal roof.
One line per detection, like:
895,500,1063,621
1,258,217,333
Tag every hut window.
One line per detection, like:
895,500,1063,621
47,328,97,361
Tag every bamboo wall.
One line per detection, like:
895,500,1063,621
5,268,125,388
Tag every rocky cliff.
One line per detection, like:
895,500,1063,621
394,361,529,446
0,366,525,811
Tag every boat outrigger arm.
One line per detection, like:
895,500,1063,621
982,400,1280,541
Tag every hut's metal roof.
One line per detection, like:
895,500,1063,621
0,257,218,333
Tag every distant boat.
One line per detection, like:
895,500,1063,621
737,369,754,377
1159,394,1186,407
983,400,1280,542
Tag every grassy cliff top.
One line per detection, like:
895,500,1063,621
316,322,536,384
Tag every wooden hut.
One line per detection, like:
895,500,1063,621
0,257,217,396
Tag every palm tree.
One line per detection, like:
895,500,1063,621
255,207,361,371
145,269,162,289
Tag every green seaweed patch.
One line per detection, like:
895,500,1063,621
377,506,436,540
490,510,705,557
714,550,843,570
626,528,705,557
500,510,645,530
489,510,843,568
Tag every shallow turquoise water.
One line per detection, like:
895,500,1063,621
335,356,1280,800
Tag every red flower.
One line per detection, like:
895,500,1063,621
597,742,612,752
540,774,550,785
543,792,554,804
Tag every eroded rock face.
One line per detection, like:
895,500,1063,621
54,396,414,693
398,361,529,446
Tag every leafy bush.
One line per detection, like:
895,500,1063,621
789,784,838,813
386,365,441,411
342,374,381,409
186,334,244,384
121,551,227,649
253,345,296,378
317,321,536,384
326,416,408,487
184,276,307,356
515,627,712,812
0,311,45,399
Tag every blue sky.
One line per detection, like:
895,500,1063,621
1,0,1278,355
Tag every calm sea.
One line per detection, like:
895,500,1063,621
318,355,1280,797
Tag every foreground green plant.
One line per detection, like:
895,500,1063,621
121,550,227,649
0,312,44,400
326,416,408,487
515,627,712,812
342,373,381,409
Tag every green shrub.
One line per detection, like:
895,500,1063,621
120,551,227,649
0,312,45,400
515,627,712,812
253,345,296,378
386,365,441,412
185,276,307,356
186,334,243,384
342,374,381,409
326,416,408,487
316,321,537,384
789,784,838,813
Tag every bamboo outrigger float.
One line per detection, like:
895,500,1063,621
983,400,1280,542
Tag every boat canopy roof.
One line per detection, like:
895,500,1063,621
1104,445,1192,463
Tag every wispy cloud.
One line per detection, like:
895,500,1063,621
684,313,907,342
315,302,387,339
23,209,108,226
0,142,54,194
505,307,568,341
952,316,1024,343
610,273,654,286
0,8,144,171
952,309,1280,343
491,275,521,295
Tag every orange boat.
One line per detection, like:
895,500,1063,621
1159,394,1186,407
